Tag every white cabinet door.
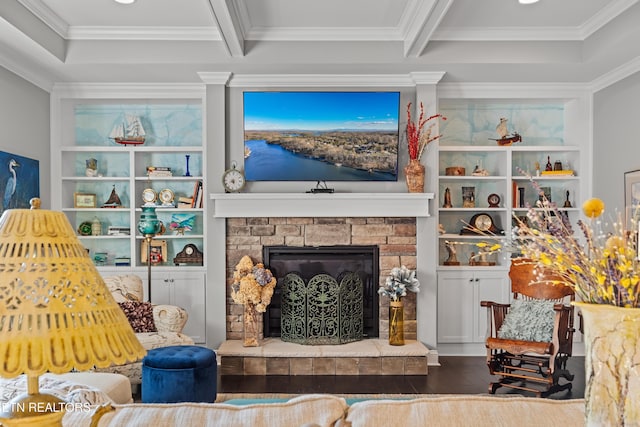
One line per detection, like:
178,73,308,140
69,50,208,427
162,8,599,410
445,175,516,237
437,271,475,343
438,270,510,344
474,271,510,343
149,271,206,344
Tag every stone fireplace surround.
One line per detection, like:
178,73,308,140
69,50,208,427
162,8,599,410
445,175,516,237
211,193,435,375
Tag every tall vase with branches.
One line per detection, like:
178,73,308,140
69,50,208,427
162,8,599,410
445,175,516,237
404,102,445,192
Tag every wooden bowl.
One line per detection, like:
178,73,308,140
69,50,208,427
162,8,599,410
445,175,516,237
445,166,465,176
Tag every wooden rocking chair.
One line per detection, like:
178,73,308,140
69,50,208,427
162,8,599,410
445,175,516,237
480,258,576,397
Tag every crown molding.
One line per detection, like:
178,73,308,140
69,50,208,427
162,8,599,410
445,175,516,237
437,82,591,99
432,26,582,41
433,0,638,42
590,56,640,93
0,49,52,92
228,74,438,87
50,83,206,99
580,0,639,39
245,26,402,41
17,0,68,38
66,26,220,41
410,72,446,85
198,72,232,85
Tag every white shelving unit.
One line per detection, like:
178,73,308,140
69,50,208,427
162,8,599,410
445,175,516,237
432,94,590,353
50,85,208,343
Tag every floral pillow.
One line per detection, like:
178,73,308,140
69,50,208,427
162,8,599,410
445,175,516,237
497,298,556,342
118,301,157,333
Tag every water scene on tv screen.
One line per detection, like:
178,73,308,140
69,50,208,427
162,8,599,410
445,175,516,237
243,91,400,181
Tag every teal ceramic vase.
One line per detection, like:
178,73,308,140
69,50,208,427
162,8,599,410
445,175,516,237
137,206,162,236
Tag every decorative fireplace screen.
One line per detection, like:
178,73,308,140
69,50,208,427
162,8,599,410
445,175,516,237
281,272,363,345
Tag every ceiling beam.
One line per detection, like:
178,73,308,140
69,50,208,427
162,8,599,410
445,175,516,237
1,0,66,61
403,0,453,58
207,0,245,57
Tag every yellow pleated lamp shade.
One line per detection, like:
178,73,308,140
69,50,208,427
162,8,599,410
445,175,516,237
0,205,146,378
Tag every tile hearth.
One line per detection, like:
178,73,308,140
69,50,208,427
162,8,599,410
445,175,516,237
218,338,429,376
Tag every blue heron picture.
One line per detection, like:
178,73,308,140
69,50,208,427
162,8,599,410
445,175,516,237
0,151,39,215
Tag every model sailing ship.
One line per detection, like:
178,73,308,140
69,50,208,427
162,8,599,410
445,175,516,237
110,114,146,145
490,118,522,146
102,186,123,208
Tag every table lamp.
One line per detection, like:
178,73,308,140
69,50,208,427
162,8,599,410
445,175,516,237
0,199,146,426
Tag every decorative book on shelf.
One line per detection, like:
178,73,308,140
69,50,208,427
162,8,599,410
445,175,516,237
540,170,574,176
147,166,173,177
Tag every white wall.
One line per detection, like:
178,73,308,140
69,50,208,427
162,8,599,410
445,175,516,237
593,71,640,214
0,66,50,208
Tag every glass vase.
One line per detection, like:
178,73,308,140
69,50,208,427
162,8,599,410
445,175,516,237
389,300,405,346
575,302,640,426
243,302,261,347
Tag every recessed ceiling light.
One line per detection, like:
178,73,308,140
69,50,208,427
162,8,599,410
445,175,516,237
519,0,540,3
114,0,136,4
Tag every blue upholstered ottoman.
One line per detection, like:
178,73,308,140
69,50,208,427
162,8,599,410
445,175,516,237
142,345,217,403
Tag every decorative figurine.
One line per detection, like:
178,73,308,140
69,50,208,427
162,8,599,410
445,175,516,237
471,164,489,177
444,241,460,266
545,156,553,171
86,158,98,177
564,190,572,208
443,187,453,208
91,217,102,236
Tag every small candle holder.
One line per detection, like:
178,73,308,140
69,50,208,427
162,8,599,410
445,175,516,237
185,154,191,177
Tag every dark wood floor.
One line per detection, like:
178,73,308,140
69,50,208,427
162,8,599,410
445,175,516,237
218,356,585,400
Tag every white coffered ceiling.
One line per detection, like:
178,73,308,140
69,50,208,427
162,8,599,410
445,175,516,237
0,0,638,90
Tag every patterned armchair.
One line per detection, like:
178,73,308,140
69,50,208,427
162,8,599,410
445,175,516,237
95,275,194,385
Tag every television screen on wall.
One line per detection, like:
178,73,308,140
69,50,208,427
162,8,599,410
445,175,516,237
243,91,400,181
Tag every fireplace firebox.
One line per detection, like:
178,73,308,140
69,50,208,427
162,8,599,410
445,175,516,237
263,245,379,339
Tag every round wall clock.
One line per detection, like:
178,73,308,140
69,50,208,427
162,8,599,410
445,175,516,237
142,188,157,206
222,161,246,193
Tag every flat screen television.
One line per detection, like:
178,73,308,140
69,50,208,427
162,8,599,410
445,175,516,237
243,91,400,181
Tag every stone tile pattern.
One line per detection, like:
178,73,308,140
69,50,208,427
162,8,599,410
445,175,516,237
225,217,418,342
219,355,428,375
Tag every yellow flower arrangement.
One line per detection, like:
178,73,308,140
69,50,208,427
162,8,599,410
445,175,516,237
231,255,277,312
464,177,640,308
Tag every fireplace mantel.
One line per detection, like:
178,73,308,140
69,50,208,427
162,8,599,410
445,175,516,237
210,193,434,218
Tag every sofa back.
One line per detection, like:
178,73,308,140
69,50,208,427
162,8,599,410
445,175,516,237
65,394,349,427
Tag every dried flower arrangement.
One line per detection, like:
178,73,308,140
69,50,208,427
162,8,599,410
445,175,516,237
465,176,640,308
406,102,445,161
231,255,277,312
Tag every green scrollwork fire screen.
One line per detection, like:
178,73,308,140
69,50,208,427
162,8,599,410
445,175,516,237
281,271,363,345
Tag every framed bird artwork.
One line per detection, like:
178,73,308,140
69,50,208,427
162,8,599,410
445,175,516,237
0,151,40,215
